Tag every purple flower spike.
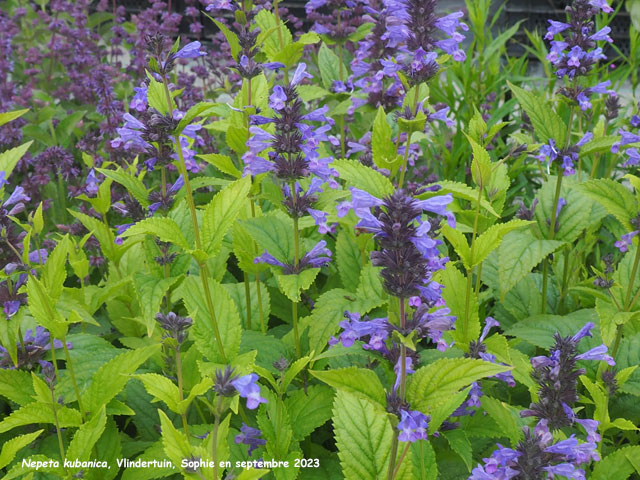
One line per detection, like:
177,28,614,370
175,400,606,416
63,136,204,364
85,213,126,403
130,85,148,112
205,0,235,10
28,249,48,264
307,208,332,234
0,171,7,187
397,409,428,442
231,373,267,409
235,423,266,456
589,0,613,12
545,20,571,40
615,231,638,253
300,240,332,268
575,345,615,366
291,63,313,85
174,41,206,59
254,251,287,268
4,186,30,207
571,322,594,343
268,86,287,111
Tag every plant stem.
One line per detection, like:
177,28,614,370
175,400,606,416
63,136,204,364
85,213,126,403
624,242,640,310
391,443,411,479
255,275,266,333
541,172,564,314
63,338,86,420
243,273,252,330
464,183,483,346
49,384,68,474
399,297,407,400
176,347,190,438
558,247,571,314
290,182,302,357
162,78,228,363
398,132,413,189
250,199,267,333
387,434,400,480
211,396,223,479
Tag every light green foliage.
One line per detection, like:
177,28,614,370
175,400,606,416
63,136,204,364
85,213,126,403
332,159,395,198
178,276,242,363
310,367,387,409
497,230,565,298
333,390,393,480
507,81,566,145
406,358,511,413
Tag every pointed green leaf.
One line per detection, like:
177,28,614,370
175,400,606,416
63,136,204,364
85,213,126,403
310,367,386,408
333,390,393,480
178,276,242,363
119,217,191,251
406,358,511,412
276,268,320,302
577,178,638,231
333,159,394,199
0,430,43,470
0,402,82,434
507,81,566,145
498,230,565,298
0,141,33,180
82,345,160,414
66,406,107,463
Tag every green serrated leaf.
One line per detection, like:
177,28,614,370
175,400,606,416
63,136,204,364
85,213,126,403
592,446,640,480
333,159,394,198
202,176,251,256
0,402,82,434
98,167,150,208
498,230,565,298
0,369,35,405
577,178,638,231
241,210,294,263
318,43,341,90
0,108,29,128
406,358,511,412
178,276,242,363
507,81,566,145
307,288,386,355
119,217,191,251
0,429,43,470
310,367,387,408
66,406,107,464
372,107,397,172
473,220,531,267
333,390,393,480
276,268,320,302
0,141,33,181
336,229,364,290
285,385,334,441
437,264,479,347
82,345,160,414
135,373,180,413
199,153,242,178
423,180,499,217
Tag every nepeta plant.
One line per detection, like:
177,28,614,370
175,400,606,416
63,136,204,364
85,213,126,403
1,0,640,478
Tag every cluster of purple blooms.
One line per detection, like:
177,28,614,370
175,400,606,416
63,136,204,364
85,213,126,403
451,318,516,418
0,326,70,370
470,322,614,479
329,187,457,442
350,0,467,111
611,108,640,168
613,212,640,256
536,133,593,176
244,63,339,272
212,366,267,456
